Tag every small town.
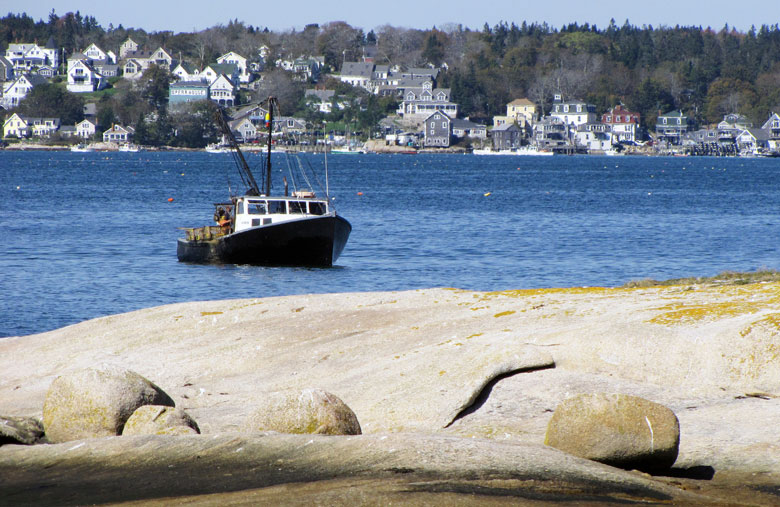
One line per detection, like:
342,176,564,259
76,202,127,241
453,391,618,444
2,11,780,156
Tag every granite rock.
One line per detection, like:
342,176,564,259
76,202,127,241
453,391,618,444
545,393,680,472
43,366,174,443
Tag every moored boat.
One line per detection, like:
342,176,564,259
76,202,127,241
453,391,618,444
177,99,351,267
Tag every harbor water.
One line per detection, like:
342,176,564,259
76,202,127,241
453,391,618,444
2,151,779,337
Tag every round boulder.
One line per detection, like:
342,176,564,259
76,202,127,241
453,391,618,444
243,388,361,435
544,393,679,472
122,405,200,436
43,367,174,443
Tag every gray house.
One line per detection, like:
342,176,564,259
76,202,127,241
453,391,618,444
423,110,452,147
491,123,522,150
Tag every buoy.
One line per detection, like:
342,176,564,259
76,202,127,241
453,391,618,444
484,192,491,197
16,186,20,190
168,197,174,202
357,192,363,196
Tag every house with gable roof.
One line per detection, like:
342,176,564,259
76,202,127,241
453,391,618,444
493,98,537,131
5,40,59,73
602,104,641,144
655,110,693,145
492,123,523,151
550,94,597,127
423,110,452,147
1,73,47,109
736,128,770,155
229,117,258,142
0,56,14,82
67,59,106,92
761,112,780,152
119,38,139,58
209,74,236,107
217,52,251,83
2,113,60,138
76,119,97,139
103,124,135,143
172,61,199,81
121,46,176,79
339,62,375,90
83,43,109,63
398,82,457,123
201,63,239,85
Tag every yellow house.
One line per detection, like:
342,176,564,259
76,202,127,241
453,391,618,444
493,98,537,130
3,113,30,138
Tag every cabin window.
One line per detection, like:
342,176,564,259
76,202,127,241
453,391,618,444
248,200,267,214
268,200,286,214
237,201,244,214
309,202,326,215
288,201,306,214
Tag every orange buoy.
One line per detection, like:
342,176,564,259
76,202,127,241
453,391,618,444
168,197,174,202
357,192,363,196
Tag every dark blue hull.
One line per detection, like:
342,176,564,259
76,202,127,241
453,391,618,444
177,214,351,267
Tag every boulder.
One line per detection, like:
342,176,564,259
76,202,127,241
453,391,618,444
43,366,174,443
544,393,679,472
122,405,200,436
0,416,45,445
243,388,361,435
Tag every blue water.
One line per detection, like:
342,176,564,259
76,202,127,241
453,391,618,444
2,151,779,337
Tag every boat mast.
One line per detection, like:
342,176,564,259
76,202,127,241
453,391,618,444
214,107,260,196
264,96,278,196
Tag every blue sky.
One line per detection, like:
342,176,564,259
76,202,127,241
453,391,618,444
5,0,778,33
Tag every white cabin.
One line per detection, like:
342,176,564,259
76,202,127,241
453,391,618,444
233,195,329,232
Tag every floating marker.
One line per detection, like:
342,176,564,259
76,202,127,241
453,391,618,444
484,192,491,197
357,192,363,196
168,197,174,202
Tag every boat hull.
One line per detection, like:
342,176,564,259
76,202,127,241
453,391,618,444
177,214,351,267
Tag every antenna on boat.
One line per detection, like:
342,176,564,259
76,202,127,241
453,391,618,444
214,106,260,196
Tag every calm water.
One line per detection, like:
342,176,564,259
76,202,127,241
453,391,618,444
2,151,779,337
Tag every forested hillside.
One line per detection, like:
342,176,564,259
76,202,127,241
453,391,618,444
3,11,780,129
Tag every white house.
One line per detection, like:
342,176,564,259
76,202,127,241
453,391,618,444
550,94,598,127
339,62,374,90
67,59,106,92
201,64,239,85
209,74,236,106
103,124,135,143
172,62,199,81
5,42,59,73
1,73,47,109
119,38,139,58
575,123,613,152
76,119,97,139
217,52,251,83
83,43,109,63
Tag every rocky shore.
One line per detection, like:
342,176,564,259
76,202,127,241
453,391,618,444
2,283,780,505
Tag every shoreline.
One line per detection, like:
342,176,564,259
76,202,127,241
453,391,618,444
0,141,768,157
2,283,780,504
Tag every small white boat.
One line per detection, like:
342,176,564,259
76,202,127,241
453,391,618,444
71,144,93,152
205,144,231,154
119,144,141,152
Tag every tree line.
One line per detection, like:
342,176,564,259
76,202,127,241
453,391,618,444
3,11,780,135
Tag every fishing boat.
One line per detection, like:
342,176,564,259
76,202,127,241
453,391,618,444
71,143,93,152
177,98,351,267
